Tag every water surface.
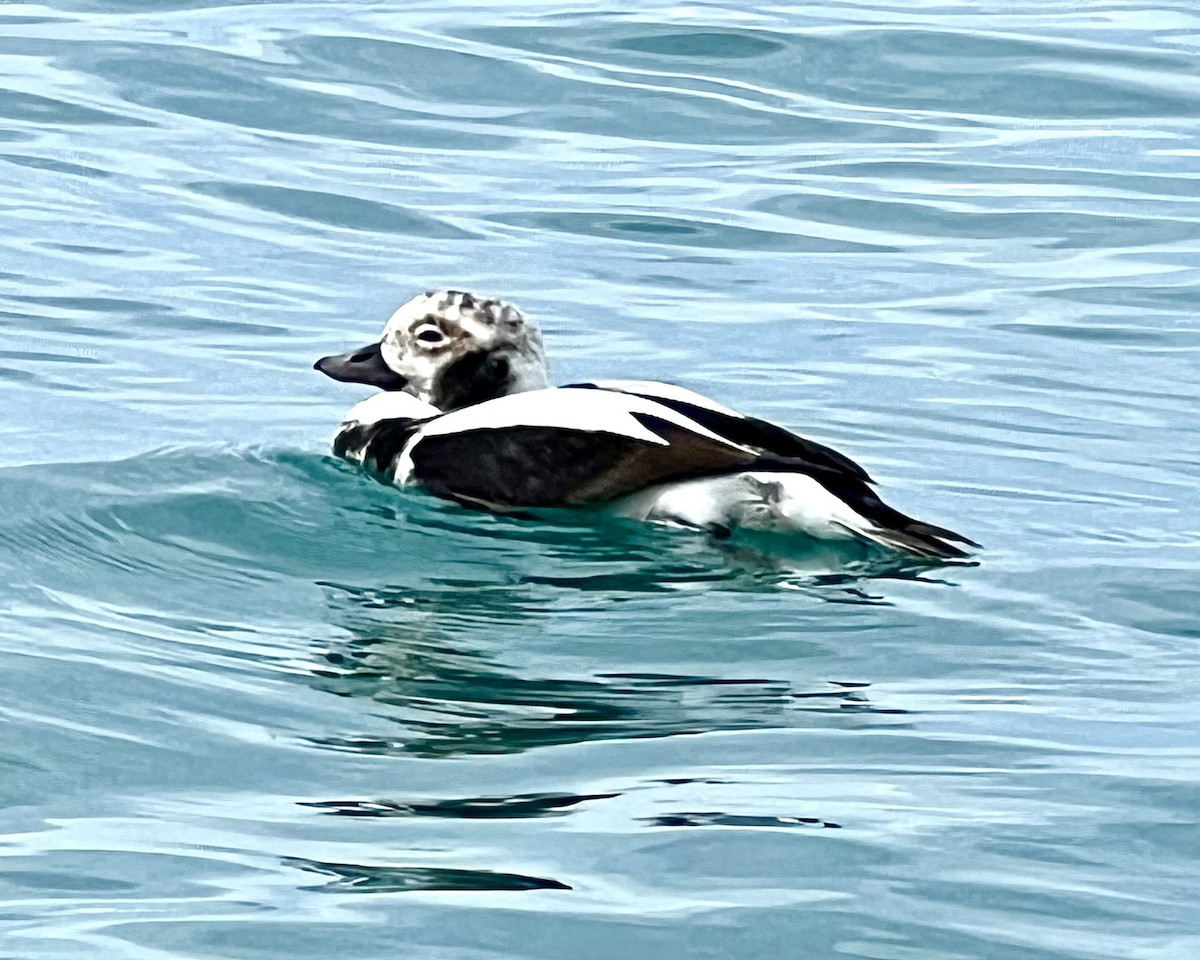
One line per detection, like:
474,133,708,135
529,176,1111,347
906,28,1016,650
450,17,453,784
2,2,1198,958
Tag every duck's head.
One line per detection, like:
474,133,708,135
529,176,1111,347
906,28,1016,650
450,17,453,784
315,290,550,411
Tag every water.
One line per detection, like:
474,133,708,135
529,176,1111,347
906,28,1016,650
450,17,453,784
2,1,1198,957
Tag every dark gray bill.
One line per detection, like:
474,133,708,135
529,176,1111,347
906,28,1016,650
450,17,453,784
314,341,408,390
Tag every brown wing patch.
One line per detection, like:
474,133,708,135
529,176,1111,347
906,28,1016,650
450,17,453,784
409,414,755,508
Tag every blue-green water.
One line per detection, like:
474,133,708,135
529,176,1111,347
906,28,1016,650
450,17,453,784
2,2,1199,957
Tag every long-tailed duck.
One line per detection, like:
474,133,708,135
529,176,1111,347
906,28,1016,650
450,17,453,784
315,290,977,559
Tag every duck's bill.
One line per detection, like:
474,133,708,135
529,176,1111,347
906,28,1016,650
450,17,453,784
314,341,408,390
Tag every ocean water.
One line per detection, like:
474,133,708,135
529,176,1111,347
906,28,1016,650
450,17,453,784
2,1,1198,957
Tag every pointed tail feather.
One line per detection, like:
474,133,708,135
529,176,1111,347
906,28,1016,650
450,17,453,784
904,519,980,549
848,522,977,560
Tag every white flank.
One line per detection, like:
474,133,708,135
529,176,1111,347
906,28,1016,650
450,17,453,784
746,472,874,541
583,380,745,418
611,475,746,528
413,387,755,451
613,470,878,544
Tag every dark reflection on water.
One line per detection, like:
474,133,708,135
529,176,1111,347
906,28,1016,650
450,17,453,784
301,791,618,819
304,662,887,759
643,812,842,829
284,857,572,893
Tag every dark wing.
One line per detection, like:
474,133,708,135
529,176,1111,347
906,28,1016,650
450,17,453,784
337,405,979,556
408,413,757,508
564,382,872,483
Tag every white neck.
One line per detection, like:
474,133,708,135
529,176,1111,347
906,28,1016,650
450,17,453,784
344,391,439,426
506,355,551,394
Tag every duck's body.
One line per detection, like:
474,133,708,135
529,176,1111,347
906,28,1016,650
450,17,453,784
322,319,978,560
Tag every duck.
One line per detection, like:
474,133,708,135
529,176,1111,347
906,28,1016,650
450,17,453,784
315,290,978,559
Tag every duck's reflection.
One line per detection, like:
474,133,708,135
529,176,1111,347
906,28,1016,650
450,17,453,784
288,518,965,891
301,555,931,760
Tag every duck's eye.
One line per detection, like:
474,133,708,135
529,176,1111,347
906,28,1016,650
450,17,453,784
414,324,446,345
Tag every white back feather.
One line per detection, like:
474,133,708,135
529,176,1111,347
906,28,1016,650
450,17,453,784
414,387,755,451
583,380,745,418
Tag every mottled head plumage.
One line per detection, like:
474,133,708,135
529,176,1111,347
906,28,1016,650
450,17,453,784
374,289,550,411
